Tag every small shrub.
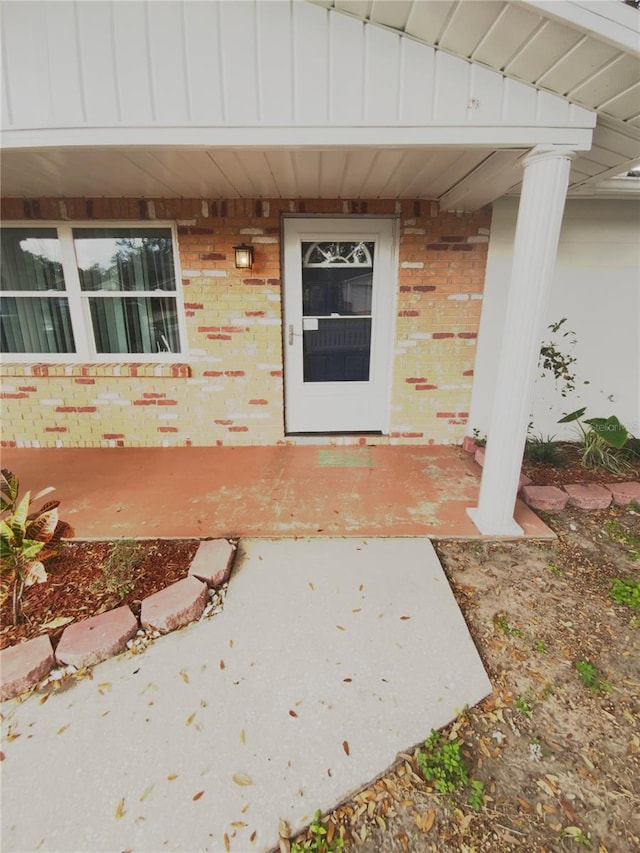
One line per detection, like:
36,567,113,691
291,810,343,853
581,430,632,475
605,521,640,561
1,469,73,624
515,695,534,718
89,539,143,599
558,408,633,475
610,578,640,614
575,660,611,695
468,779,485,812
417,729,470,794
524,435,566,466
493,612,523,637
472,428,486,448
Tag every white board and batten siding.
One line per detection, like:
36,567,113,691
1,0,595,149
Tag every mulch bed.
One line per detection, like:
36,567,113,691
521,441,640,488
0,538,200,652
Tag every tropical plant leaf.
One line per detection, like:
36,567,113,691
32,486,56,503
10,491,32,540
584,416,628,449
20,539,45,562
0,537,14,559
0,469,19,504
558,407,586,424
24,561,47,587
41,615,73,630
28,500,60,517
0,568,15,608
1,519,15,544
26,506,59,543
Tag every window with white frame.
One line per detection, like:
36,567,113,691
0,225,185,360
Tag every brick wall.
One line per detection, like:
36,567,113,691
0,197,490,448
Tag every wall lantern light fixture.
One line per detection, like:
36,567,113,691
233,243,254,270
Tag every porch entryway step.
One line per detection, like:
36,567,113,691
140,577,208,634
55,606,138,668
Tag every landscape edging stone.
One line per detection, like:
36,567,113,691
0,538,235,702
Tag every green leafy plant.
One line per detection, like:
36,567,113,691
575,660,611,695
291,810,343,853
493,612,523,637
610,578,640,626
468,779,485,813
417,729,470,794
472,428,486,448
559,408,633,474
538,318,578,398
605,521,640,561
1,469,73,625
89,539,143,599
515,695,534,718
547,563,565,577
524,435,566,466
535,639,547,654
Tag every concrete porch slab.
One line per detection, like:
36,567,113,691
0,537,491,853
1,446,554,540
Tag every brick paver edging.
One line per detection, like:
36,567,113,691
462,438,640,513
0,539,236,702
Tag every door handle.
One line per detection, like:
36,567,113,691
288,324,294,345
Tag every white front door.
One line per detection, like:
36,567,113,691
283,218,396,433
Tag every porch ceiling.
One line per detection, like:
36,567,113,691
0,0,638,208
0,146,530,209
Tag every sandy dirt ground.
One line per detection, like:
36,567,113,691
301,502,640,853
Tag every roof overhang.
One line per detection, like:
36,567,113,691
1,0,638,210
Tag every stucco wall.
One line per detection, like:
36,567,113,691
0,197,490,448
470,197,640,441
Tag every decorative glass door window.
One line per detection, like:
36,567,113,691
301,241,374,382
283,219,395,434
0,225,184,361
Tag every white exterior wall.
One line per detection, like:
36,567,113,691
1,0,594,142
470,197,640,440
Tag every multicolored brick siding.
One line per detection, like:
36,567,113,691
0,197,490,448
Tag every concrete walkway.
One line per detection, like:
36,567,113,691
1,538,491,853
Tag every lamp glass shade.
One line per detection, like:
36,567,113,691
234,244,253,269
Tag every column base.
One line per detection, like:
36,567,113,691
466,506,524,538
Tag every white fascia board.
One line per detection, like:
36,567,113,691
519,1,640,57
570,176,640,196
0,125,596,152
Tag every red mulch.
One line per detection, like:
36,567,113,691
0,538,200,651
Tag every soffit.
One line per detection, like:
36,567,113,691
312,0,640,190
0,147,527,206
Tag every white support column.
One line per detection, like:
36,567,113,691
468,145,574,536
